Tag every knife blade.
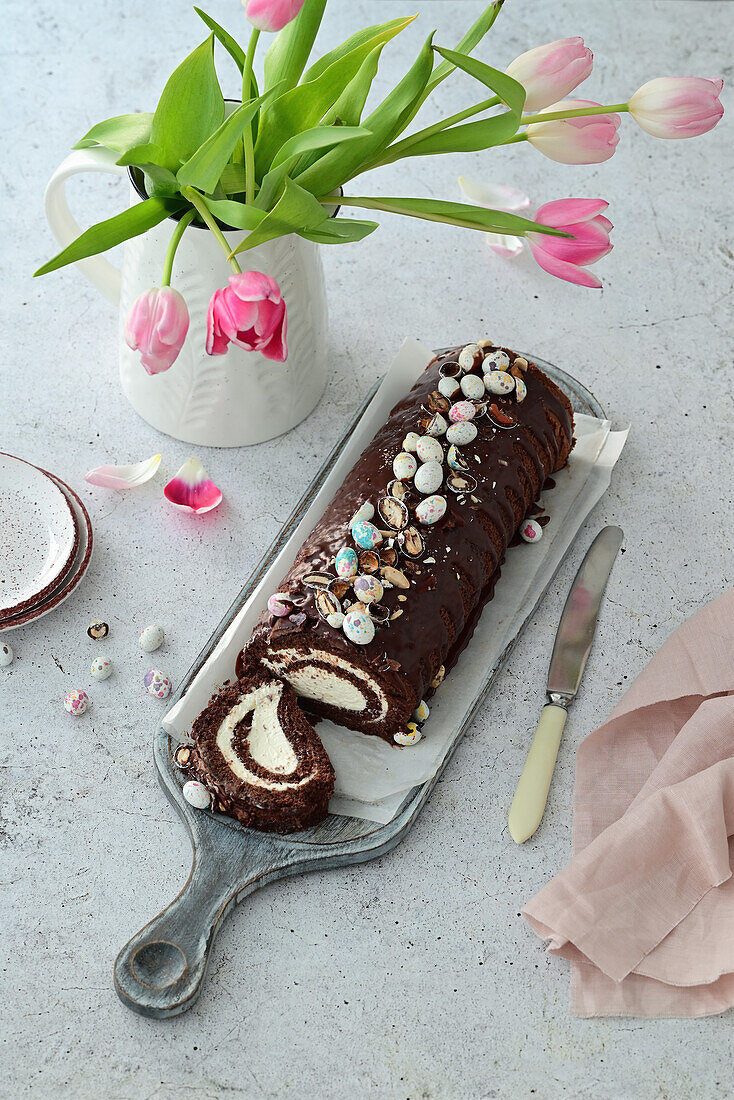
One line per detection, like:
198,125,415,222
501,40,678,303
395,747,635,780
508,525,624,844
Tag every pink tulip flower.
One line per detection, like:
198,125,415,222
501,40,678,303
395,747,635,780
206,271,287,360
628,77,724,139
526,100,621,163
243,0,305,33
529,199,613,288
506,37,593,112
124,287,189,375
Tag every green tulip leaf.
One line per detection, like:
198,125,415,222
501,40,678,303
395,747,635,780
73,113,154,154
229,178,328,258
302,15,416,83
193,8,246,73
198,197,266,231
426,1,505,97
177,86,283,195
116,143,170,168
334,195,570,237
263,0,327,94
151,36,224,170
34,197,178,277
298,217,379,245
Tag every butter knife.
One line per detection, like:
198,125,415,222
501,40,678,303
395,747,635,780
508,525,624,844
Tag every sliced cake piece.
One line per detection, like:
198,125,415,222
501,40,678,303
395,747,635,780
189,671,335,833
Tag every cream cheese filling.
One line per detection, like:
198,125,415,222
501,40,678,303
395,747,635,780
216,682,309,791
263,647,388,719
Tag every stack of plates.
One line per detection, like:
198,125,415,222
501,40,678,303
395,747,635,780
0,453,94,632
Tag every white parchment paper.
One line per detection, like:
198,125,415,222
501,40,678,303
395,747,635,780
164,339,628,825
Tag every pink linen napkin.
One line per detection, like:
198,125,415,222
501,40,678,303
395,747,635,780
523,588,734,1018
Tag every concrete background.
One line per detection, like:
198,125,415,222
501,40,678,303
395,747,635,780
2,1,732,1096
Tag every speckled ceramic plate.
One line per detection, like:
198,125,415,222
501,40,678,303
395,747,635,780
0,454,79,616
0,464,93,632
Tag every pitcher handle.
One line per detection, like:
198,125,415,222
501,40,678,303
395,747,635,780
44,147,128,306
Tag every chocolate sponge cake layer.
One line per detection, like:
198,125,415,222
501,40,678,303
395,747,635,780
240,345,574,743
190,672,335,833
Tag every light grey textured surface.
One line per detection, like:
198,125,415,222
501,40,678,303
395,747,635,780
2,1,732,1096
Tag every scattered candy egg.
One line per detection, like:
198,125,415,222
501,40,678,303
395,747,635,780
422,412,448,437
144,669,173,699
394,723,423,746
513,357,529,372
446,444,469,473
446,421,478,446
415,436,444,465
438,376,460,400
413,700,430,722
335,546,359,578
414,461,444,496
520,520,543,543
267,593,292,617
183,780,211,810
87,619,109,640
458,343,483,371
515,377,527,403
485,370,515,396
351,521,383,550
0,643,12,667
482,350,510,373
354,574,384,605
343,608,375,645
350,501,375,525
415,494,447,526
460,374,485,400
139,624,165,652
64,689,89,716
402,432,420,453
90,657,112,681
393,451,418,481
326,611,345,629
448,400,476,423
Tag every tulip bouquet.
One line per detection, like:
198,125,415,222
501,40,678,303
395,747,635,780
36,0,723,373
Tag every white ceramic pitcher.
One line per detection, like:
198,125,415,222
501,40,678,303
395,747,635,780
44,148,329,447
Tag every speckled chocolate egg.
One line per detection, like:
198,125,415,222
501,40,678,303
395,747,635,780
458,343,483,371
144,669,173,699
267,593,292,617
90,656,112,681
343,608,376,645
446,444,469,472
421,412,448,437
351,521,383,550
87,619,109,640
520,519,543,543
139,624,165,652
402,432,420,453
354,574,384,605
183,780,211,810
482,349,510,373
448,400,476,423
438,376,460,400
446,421,478,446
326,611,345,630
413,700,430,722
394,722,423,746
350,500,375,525
393,451,418,481
0,643,12,667
415,494,447,526
486,370,515,396
460,373,485,400
415,436,443,465
515,377,527,403
64,689,88,716
335,546,359,578
414,461,444,496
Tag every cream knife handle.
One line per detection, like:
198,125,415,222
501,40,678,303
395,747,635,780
508,704,568,844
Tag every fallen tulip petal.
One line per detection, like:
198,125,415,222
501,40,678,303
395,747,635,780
164,457,222,514
85,454,162,490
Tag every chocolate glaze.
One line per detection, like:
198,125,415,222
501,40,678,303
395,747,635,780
242,347,574,739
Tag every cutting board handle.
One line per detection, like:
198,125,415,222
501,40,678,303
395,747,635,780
114,830,288,1017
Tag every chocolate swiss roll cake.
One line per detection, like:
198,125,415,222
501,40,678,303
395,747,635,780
189,672,335,833
239,342,575,745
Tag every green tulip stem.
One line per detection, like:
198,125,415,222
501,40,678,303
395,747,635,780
520,103,629,126
368,94,502,169
242,28,261,207
161,208,197,287
182,187,242,274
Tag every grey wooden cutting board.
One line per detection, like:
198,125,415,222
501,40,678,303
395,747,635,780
114,363,605,1017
